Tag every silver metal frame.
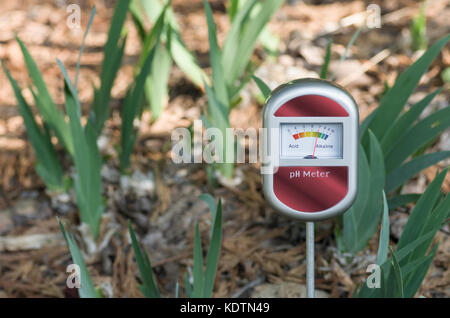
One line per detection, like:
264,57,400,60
262,78,359,221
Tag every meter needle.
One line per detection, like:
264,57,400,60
312,129,320,159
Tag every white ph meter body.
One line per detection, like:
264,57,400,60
262,78,358,221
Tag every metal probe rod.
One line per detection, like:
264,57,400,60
306,222,315,298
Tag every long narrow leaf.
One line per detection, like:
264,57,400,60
397,168,447,254
75,6,96,89
203,199,223,297
184,272,192,297
120,43,157,171
387,194,420,210
58,218,99,298
377,191,390,265
199,193,217,231
139,1,169,66
128,221,160,298
2,63,64,190
171,32,209,88
384,106,450,172
145,38,172,121
366,34,450,142
228,0,240,22
203,0,229,106
403,244,438,297
408,184,450,263
92,0,131,134
320,38,332,80
129,0,147,41
136,0,207,88
386,151,450,193
16,37,73,155
222,0,283,88
343,131,385,254
355,229,436,297
192,224,204,298
380,88,442,155
59,60,103,238
389,246,404,298
252,75,271,100
203,83,234,178
342,145,370,252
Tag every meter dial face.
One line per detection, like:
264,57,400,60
280,123,343,159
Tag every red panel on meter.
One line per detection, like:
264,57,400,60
273,166,348,212
274,95,349,117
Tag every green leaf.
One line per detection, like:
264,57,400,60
138,1,168,65
138,0,174,25
192,223,204,298
120,43,156,171
252,75,271,100
91,0,131,134
442,67,450,83
16,37,73,155
386,151,450,193
199,193,217,229
203,0,229,106
359,108,377,141
222,0,256,86
389,246,404,298
228,0,240,22
258,26,279,56
408,182,450,263
137,0,207,89
380,88,442,156
204,83,230,136
129,0,147,41
343,145,370,252
339,27,361,64
384,106,450,172
171,31,209,88
410,2,428,51
343,131,385,254
377,191,390,265
175,281,180,298
355,229,436,298
2,63,64,190
59,60,103,238
222,0,283,89
136,0,171,123
75,6,96,89
145,38,172,121
366,34,450,142
184,271,192,297
203,199,223,297
329,25,362,82
403,244,437,297
320,38,332,80
128,220,160,298
203,83,234,179
397,168,447,256
387,194,420,210
104,0,131,60
58,218,100,298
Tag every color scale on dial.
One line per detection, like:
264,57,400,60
280,123,343,159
